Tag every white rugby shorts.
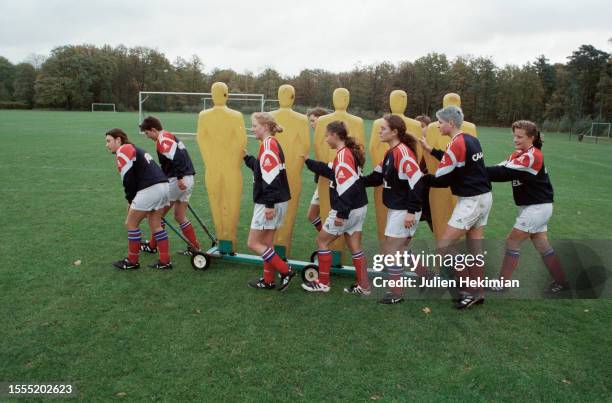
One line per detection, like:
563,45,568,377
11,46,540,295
514,203,553,233
168,175,194,202
385,209,422,238
448,192,493,230
130,182,170,212
250,201,289,230
322,206,367,236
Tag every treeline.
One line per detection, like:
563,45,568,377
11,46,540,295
0,43,610,131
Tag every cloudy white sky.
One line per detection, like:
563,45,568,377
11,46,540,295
1,0,610,75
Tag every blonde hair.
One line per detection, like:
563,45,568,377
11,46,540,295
252,112,283,135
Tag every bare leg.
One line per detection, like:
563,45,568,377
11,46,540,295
307,204,321,231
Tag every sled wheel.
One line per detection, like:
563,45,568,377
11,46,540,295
191,252,211,270
301,264,319,283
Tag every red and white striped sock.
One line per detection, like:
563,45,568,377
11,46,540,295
180,220,200,250
541,249,566,284
149,221,165,249
262,247,289,275
317,250,332,286
127,229,141,264
388,265,403,297
154,229,170,264
499,249,520,280
352,250,369,289
263,261,274,284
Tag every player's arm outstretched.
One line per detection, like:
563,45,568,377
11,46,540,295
243,152,258,171
486,153,540,183
304,159,334,181
362,164,384,187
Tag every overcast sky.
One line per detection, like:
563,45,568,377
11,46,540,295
1,0,610,75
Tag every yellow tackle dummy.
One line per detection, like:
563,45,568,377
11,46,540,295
269,85,310,258
197,82,247,253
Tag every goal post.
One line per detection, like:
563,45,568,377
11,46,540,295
91,103,116,112
138,91,276,137
575,122,612,144
569,122,612,144
588,123,611,138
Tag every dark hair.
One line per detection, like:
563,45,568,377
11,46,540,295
512,120,543,149
415,115,431,128
105,128,132,145
307,107,329,119
383,114,417,156
139,115,163,131
326,120,365,168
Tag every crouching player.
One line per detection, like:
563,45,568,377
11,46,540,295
486,120,569,294
138,116,201,255
302,121,370,295
105,128,171,270
420,106,492,309
243,112,296,291
363,114,427,304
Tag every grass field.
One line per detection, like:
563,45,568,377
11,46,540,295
1,110,611,401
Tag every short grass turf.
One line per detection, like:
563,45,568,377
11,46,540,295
1,110,611,401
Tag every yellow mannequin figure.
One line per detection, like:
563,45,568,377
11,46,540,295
313,88,365,257
197,82,247,252
425,93,478,240
369,90,424,241
269,85,310,258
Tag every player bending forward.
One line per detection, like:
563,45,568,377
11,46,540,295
105,128,171,270
138,116,201,257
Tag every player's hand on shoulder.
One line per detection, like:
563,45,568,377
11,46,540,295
419,136,432,154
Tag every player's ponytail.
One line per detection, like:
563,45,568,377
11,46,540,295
534,130,543,149
511,120,543,149
252,112,284,135
105,128,132,145
326,120,365,168
384,114,417,156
